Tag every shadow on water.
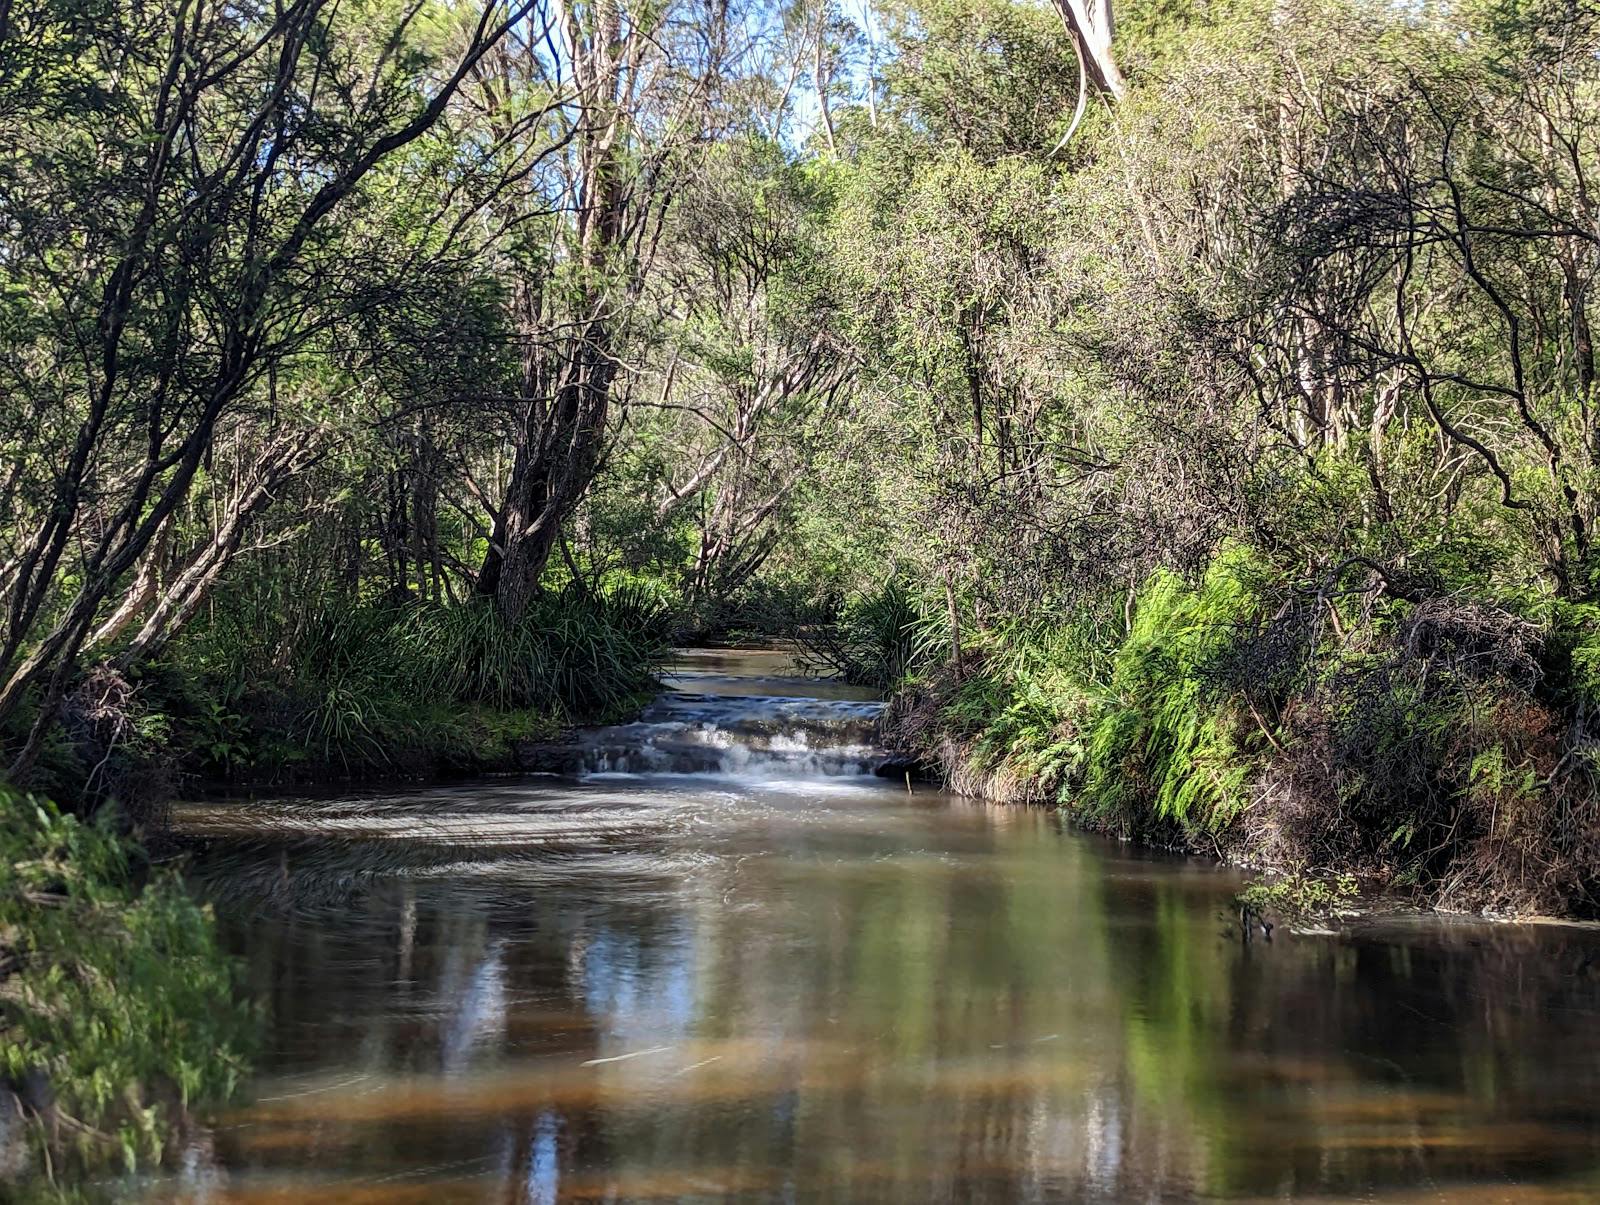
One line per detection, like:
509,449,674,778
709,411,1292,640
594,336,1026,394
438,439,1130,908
136,649,1600,1202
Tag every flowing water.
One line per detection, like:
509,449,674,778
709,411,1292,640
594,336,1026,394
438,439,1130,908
146,649,1600,1202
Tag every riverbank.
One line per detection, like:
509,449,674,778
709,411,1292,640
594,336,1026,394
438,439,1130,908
877,552,1600,921
12,590,670,825
182,702,602,793
882,686,1550,922
0,788,252,1194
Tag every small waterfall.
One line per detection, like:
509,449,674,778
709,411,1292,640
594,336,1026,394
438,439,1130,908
578,688,889,779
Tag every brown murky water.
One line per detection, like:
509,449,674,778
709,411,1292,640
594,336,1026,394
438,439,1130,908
145,651,1600,1202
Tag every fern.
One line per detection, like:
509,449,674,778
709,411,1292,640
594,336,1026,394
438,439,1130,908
1081,549,1273,834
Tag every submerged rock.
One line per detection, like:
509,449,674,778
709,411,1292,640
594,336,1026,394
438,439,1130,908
514,740,582,774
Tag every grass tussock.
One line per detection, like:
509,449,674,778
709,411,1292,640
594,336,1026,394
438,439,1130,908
182,584,670,783
15,584,672,802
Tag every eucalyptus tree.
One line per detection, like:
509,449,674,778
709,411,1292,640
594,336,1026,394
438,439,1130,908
813,0,1105,646
1050,0,1121,99
634,137,853,608
465,0,746,623
0,0,538,776
1055,0,1600,602
1268,12,1600,596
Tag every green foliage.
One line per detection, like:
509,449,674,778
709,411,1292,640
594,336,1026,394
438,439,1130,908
401,588,668,717
880,0,1085,159
1235,870,1360,925
168,584,668,780
1540,600,1600,712
933,617,1113,795
795,579,941,689
969,673,1098,795
1082,552,1272,833
0,789,250,1182
892,530,1600,913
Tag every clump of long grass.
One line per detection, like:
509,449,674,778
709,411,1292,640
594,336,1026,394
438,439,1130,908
1080,549,1272,835
794,579,943,690
917,549,1276,836
402,584,670,715
887,547,1287,832
170,582,671,775
288,586,667,757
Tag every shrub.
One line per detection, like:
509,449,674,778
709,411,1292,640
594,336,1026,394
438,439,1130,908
795,578,942,690
0,789,250,1184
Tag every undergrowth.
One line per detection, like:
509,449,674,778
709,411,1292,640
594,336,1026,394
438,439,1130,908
792,578,942,690
97,584,674,787
886,544,1600,917
1081,551,1272,836
0,788,250,1191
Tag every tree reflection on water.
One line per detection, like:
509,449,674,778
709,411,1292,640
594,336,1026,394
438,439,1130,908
156,781,1600,1203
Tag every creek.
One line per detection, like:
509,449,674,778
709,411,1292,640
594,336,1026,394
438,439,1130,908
146,648,1600,1202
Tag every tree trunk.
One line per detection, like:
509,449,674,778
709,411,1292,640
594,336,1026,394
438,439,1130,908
478,318,617,621
1049,0,1124,98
